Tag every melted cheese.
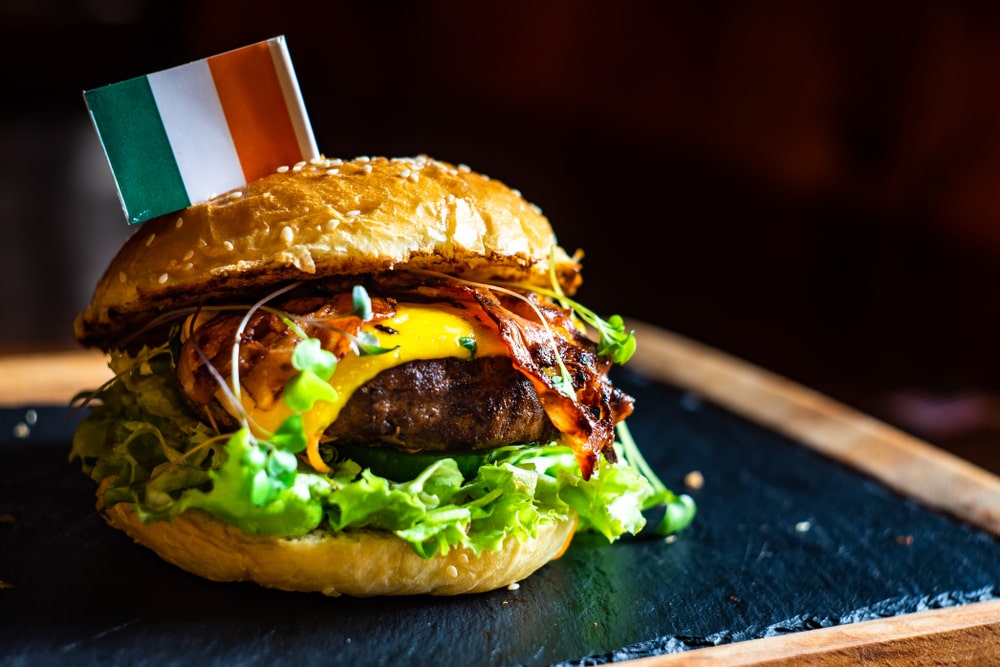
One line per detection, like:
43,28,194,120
239,302,507,438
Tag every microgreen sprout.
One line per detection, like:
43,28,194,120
352,284,373,322
270,414,308,453
353,330,397,355
542,246,635,364
549,367,576,398
517,283,636,366
291,338,337,380
284,338,339,412
458,335,477,357
231,427,301,506
616,421,696,536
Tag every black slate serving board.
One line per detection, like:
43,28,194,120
1,366,999,667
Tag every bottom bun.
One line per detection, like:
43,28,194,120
100,495,577,596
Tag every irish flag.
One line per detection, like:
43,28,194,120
84,36,318,224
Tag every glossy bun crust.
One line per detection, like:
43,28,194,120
75,155,581,348
102,499,576,596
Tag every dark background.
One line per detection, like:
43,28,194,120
2,1,998,472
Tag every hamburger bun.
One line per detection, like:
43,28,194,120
75,155,581,348
72,155,654,598
100,481,576,596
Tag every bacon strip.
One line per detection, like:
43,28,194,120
176,294,397,414
176,278,633,480
400,278,633,479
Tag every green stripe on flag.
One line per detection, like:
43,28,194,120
84,76,190,224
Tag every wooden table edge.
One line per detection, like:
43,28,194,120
624,598,1000,666
0,349,111,407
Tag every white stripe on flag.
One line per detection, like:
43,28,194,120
147,61,246,203
268,37,319,161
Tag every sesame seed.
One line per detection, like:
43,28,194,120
223,241,234,251
458,163,471,173
145,233,156,247
292,162,304,172
330,158,343,166
175,217,184,229
183,250,194,261
795,521,811,533
363,164,373,174
158,273,169,284
326,168,339,176
118,272,127,283
346,210,361,218
445,565,458,578
408,173,419,183
281,226,294,244
327,219,339,230
310,156,324,165
446,194,456,203
277,165,290,173
530,203,543,215
357,155,370,162
183,262,193,271
507,582,520,591
511,188,522,198
399,169,411,178
227,190,243,200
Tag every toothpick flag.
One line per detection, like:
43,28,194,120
84,36,318,224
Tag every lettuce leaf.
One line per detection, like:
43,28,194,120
72,345,693,558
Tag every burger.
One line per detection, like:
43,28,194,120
71,155,695,596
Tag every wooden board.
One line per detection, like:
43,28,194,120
623,321,1000,665
2,324,999,665
627,598,1000,665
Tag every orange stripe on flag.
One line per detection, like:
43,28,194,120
207,42,303,183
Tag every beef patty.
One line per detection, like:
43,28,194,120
324,355,559,452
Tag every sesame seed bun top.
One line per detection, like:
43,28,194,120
75,155,582,348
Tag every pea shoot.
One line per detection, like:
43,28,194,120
536,246,636,365
530,284,637,366
616,421,696,536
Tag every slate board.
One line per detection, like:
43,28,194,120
1,327,999,666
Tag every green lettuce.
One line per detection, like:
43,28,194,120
71,345,695,558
